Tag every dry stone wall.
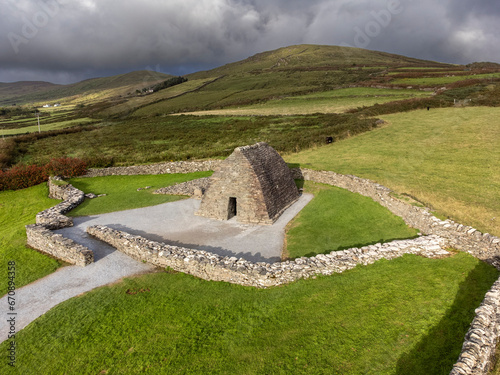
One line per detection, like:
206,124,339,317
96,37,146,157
26,224,93,266
450,278,500,374
292,168,500,265
35,177,85,230
154,177,211,198
26,176,94,266
87,225,449,288
84,160,222,177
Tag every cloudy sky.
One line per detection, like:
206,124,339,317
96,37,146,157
1,0,499,84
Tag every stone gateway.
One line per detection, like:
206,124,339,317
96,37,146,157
196,142,300,224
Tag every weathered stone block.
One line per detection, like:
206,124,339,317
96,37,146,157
196,142,299,224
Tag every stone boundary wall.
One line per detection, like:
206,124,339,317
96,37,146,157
292,168,500,265
26,224,94,266
154,177,211,197
450,278,500,374
87,225,449,288
83,160,223,178
26,176,94,266
36,177,85,230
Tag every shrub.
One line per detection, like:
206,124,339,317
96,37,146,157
45,157,88,177
0,157,87,191
0,164,48,191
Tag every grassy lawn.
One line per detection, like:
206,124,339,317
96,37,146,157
176,88,431,116
1,252,496,374
286,182,418,258
0,184,61,296
67,172,212,216
286,107,500,236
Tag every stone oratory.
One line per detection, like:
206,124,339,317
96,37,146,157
196,142,300,224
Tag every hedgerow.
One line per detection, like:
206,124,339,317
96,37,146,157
0,157,87,191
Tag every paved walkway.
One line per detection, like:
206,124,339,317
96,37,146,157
0,194,313,343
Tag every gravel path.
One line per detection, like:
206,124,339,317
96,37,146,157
0,194,313,343
58,194,313,263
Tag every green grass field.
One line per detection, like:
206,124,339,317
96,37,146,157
287,107,500,236
14,114,377,166
285,182,418,258
98,78,217,118
1,118,96,136
67,173,212,216
0,184,61,295
176,87,431,116
1,252,496,374
132,70,376,116
390,72,500,85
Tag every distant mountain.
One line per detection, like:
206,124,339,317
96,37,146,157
0,70,173,106
0,81,61,106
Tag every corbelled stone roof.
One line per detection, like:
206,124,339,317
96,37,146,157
196,142,300,224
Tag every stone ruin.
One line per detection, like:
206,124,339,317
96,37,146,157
196,142,300,225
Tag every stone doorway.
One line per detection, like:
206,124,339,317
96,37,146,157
228,197,237,219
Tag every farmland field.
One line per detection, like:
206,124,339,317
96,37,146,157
12,114,377,166
287,106,500,236
390,72,500,85
1,117,96,136
175,87,432,116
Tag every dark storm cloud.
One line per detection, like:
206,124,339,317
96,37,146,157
0,0,499,83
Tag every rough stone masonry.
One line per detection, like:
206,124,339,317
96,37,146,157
196,142,300,224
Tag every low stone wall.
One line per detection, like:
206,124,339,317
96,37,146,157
26,176,94,266
84,160,223,177
154,177,211,197
293,168,500,265
36,177,85,230
26,224,94,266
87,225,449,288
450,279,500,374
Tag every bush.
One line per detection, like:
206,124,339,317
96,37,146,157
0,157,87,191
46,157,88,177
0,164,48,191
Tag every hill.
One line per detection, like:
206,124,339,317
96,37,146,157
131,44,460,117
0,81,61,106
188,44,451,79
0,70,173,106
